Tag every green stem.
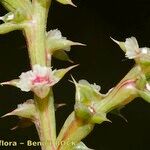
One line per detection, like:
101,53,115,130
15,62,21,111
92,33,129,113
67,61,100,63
23,1,56,150
35,90,56,150
96,66,141,113
24,0,52,66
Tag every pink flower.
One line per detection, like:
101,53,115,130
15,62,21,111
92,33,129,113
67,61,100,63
16,64,57,98
1,64,77,98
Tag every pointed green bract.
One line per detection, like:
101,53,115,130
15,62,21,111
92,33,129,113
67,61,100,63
56,0,77,7
2,99,36,120
47,38,83,53
53,65,78,80
53,50,74,62
46,29,85,62
1,79,19,86
111,37,126,52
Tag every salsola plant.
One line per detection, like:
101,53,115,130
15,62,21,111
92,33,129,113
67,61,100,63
1,0,150,150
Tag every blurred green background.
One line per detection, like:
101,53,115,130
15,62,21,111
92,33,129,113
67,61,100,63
0,0,150,149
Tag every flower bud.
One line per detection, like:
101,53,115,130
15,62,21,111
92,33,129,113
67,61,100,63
73,78,108,123
110,37,126,52
74,79,103,103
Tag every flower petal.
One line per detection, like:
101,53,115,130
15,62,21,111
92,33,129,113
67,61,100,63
125,37,139,51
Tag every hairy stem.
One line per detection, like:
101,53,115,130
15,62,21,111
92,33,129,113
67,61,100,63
35,90,56,150
24,0,52,66
24,1,56,150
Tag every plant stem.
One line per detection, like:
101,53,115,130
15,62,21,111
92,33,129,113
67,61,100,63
24,1,56,150
24,0,52,66
35,90,56,150
57,66,142,150
96,66,141,113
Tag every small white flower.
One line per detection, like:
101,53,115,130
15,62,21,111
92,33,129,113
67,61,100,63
111,37,150,59
125,37,139,52
46,29,85,53
0,64,76,99
17,65,57,99
124,37,139,59
47,29,64,40
124,37,150,59
47,29,71,51
1,65,76,99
